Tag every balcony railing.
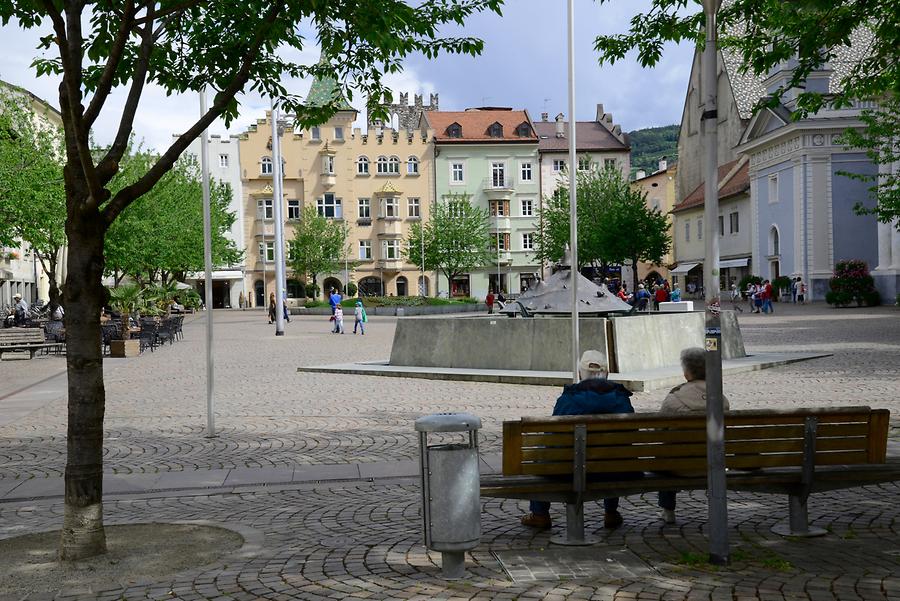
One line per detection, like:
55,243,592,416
482,175,516,191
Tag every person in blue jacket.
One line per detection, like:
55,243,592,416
520,350,635,531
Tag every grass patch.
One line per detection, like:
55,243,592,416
760,552,794,572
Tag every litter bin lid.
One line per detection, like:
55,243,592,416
414,412,482,432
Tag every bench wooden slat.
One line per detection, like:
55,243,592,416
520,437,869,463
519,450,872,475
520,423,870,449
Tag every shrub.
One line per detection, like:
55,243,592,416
346,282,358,297
738,275,763,294
827,260,879,307
304,282,320,298
772,275,792,294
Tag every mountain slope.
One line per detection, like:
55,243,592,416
628,124,679,177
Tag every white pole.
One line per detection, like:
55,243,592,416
701,0,728,566
420,222,425,296
270,99,286,336
199,89,215,438
566,0,579,383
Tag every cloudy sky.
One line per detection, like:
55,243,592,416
0,0,696,152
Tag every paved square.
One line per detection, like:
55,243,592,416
0,303,898,600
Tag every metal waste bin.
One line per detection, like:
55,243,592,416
415,412,482,579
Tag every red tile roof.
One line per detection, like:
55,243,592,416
673,158,749,213
425,109,538,143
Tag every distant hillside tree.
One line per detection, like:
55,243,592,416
627,124,678,178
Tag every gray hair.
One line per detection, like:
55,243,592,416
680,347,706,381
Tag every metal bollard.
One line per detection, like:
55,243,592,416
415,412,482,579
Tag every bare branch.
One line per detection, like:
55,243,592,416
41,0,104,204
96,3,157,189
101,3,284,226
84,0,137,128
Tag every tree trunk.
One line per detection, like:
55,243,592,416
60,211,108,561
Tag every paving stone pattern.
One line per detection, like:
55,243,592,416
1,304,899,600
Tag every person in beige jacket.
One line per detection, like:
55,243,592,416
657,347,729,523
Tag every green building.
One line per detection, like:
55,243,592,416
423,109,540,298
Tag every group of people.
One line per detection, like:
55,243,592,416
327,288,367,335
746,280,774,313
612,280,682,311
3,293,64,327
485,290,506,314
520,346,728,530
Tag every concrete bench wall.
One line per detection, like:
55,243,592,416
389,311,746,374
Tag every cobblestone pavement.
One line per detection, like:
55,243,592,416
1,303,899,599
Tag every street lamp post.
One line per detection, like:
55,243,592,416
701,0,729,566
199,88,215,438
566,0,579,383
270,99,287,336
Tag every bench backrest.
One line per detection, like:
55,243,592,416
502,407,890,477
0,328,46,345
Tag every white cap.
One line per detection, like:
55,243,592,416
14,293,21,299
579,350,608,379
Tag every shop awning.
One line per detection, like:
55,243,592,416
670,262,700,274
719,257,750,269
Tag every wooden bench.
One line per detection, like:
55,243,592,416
481,407,898,544
0,328,61,359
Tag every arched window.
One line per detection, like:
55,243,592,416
377,155,389,174
260,156,273,175
488,122,503,138
388,156,400,174
769,226,780,256
357,156,369,175
407,156,419,175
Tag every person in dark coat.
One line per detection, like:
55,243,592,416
520,350,636,531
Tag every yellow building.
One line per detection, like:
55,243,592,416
631,159,678,283
238,79,435,305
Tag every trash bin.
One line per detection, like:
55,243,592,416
415,412,482,579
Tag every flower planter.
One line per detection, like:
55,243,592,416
109,339,140,358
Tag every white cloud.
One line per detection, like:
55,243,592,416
0,0,699,152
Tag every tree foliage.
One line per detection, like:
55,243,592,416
536,167,671,292
0,90,67,311
287,206,350,287
405,194,493,285
594,0,900,225
628,124,679,177
104,149,240,284
0,0,503,560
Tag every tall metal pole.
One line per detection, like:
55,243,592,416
420,224,426,296
701,0,728,566
199,89,216,438
270,99,286,336
566,0,579,383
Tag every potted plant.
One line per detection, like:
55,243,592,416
108,285,144,357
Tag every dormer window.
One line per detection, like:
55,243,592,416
446,123,462,138
515,122,531,137
488,122,503,138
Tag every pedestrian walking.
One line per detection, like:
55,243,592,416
791,277,799,303
730,284,743,312
486,290,495,314
282,291,291,323
353,300,366,335
762,280,774,314
267,292,276,324
333,305,345,334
